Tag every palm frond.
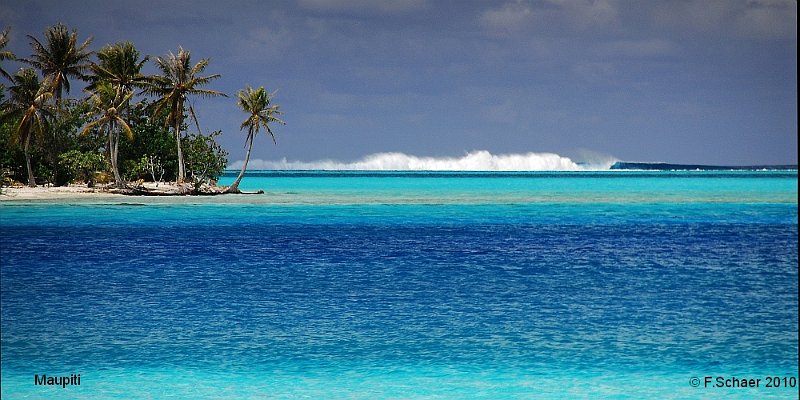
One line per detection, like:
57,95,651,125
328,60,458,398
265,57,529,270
23,23,93,98
117,116,134,141
187,87,228,98
81,118,102,136
188,103,202,133
189,74,222,86
189,58,209,75
0,27,16,80
236,85,285,145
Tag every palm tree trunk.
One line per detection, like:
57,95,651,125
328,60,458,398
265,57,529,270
107,127,117,187
53,75,63,101
24,133,36,188
226,131,254,193
175,118,185,182
111,132,123,188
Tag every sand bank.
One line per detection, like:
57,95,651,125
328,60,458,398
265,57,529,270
0,182,229,201
1,185,122,201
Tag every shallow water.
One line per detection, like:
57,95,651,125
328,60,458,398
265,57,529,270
1,171,797,399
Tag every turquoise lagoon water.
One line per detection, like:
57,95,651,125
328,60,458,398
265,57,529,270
1,171,797,399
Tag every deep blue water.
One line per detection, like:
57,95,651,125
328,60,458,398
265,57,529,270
1,171,797,399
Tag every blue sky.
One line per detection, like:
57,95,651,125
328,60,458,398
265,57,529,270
2,0,797,167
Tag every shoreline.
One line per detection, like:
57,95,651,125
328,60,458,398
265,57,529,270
1,185,124,201
0,182,234,201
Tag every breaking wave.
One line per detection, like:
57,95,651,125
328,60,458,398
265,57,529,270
229,150,617,171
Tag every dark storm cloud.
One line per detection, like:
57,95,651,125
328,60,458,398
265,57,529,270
2,1,796,165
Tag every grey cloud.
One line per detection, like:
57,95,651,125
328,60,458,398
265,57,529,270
596,39,679,58
298,0,427,15
479,0,621,38
480,1,535,34
735,0,797,39
653,0,796,39
546,0,620,31
572,62,616,84
235,24,296,62
0,4,20,26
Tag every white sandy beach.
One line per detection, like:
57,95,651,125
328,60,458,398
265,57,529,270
0,182,220,201
0,185,121,201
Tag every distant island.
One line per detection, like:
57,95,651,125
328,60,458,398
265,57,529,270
610,161,798,171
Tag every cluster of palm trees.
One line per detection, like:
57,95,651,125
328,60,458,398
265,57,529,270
1,24,284,191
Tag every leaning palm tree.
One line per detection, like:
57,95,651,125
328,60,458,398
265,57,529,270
87,41,149,97
225,86,285,193
24,23,93,99
0,69,55,187
82,82,133,188
144,47,226,182
0,27,16,81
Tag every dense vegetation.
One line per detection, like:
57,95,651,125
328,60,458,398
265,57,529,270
0,24,282,192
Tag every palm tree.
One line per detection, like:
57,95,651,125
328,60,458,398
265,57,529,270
24,23,93,100
0,69,55,187
226,86,285,193
144,47,226,182
1,27,16,81
87,41,149,96
82,82,133,188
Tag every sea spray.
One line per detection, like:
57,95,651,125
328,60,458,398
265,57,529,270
228,150,617,171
